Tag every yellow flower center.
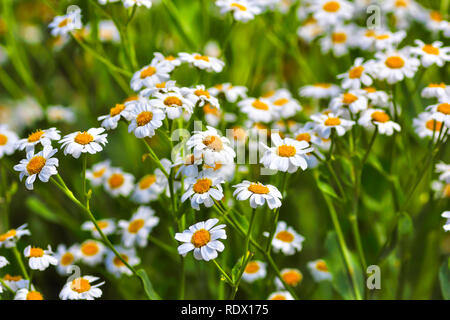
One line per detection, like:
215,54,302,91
251,99,270,110
325,117,341,126
124,96,139,103
276,230,294,243
244,261,260,274
371,111,390,123
97,221,109,230
193,178,212,194
363,87,377,93
0,229,16,242
349,66,364,79
332,32,347,43
113,254,129,267
4,274,22,281
248,183,270,194
271,294,287,300
165,56,176,61
273,98,289,106
74,132,94,145
27,291,43,300
425,120,442,131
232,127,246,141
128,219,145,234
428,83,446,88
323,1,340,12
395,0,407,7
437,103,450,115
385,56,405,69
444,184,450,198
375,34,390,40
191,229,211,248
282,271,302,286
156,82,166,89
0,134,7,145
26,156,46,175
108,173,125,189
203,135,224,151
342,93,358,104
164,96,183,107
61,252,74,266
277,145,296,157
365,30,376,37
28,130,45,143
93,168,106,178
71,278,91,293
316,260,329,272
194,55,209,62
430,11,442,21
139,174,157,189
29,247,44,258
81,242,99,256
203,104,220,116
422,44,440,55
110,104,125,117
136,111,153,126
194,89,211,98
231,3,247,10
314,83,331,88
140,66,156,79
296,133,311,142
58,18,71,28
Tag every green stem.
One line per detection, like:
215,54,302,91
362,127,378,165
212,259,233,285
12,246,30,281
0,278,15,294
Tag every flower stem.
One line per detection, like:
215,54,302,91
212,259,233,285
12,246,30,281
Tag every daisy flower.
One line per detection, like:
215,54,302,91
123,0,152,8
421,83,449,101
215,0,263,23
59,128,108,159
268,290,294,300
48,7,82,37
354,28,377,51
209,83,247,103
371,49,420,84
442,211,450,232
312,0,353,26
86,160,111,187
330,91,368,114
0,224,30,248
0,256,9,268
426,102,450,127
181,171,224,210
186,126,236,167
175,218,227,261
98,103,133,130
275,268,303,288
268,89,302,119
271,221,305,255
173,153,202,179
149,89,194,120
54,244,80,276
242,260,267,283
431,180,450,199
320,24,355,57
202,161,236,182
420,10,447,33
179,52,225,73
203,103,222,127
435,162,450,183
24,245,58,271
132,169,167,203
372,30,406,51
130,60,173,91
140,80,178,98
96,20,120,43
260,133,313,173
13,146,59,190
16,127,61,152
118,206,160,247
413,112,448,140
14,288,44,300
299,83,340,99
105,247,140,277
79,240,106,266
361,87,390,107
81,219,116,239
358,108,401,136
183,85,220,109
0,124,18,158
307,259,332,281
411,40,450,68
233,180,282,209
46,105,76,124
297,17,324,43
337,58,373,90
128,100,165,138
293,123,323,146
3,274,29,292
59,275,104,300
238,97,275,123
311,111,355,138
152,52,181,68
103,167,135,197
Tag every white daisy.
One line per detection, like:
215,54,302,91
413,112,448,140
175,218,227,261
123,0,152,8
311,111,355,138
0,256,9,268
103,167,135,197
118,206,160,247
426,102,450,127
54,244,80,276
293,122,323,146
330,90,368,114
411,40,450,68
436,162,450,183
24,245,58,271
2,274,29,292
59,275,104,300
337,58,374,90
14,288,44,300
98,103,134,130
320,24,356,57
299,83,340,99
96,20,120,42
16,127,61,152
59,128,108,159
371,49,420,84
297,17,324,43
275,268,303,288
442,211,450,232
183,85,220,109
46,105,76,124
0,124,18,158
48,7,82,37
105,247,140,277
173,153,202,179
149,89,195,120
179,52,225,72
271,221,305,255
202,161,236,182
238,97,275,123
128,100,165,138
181,171,224,210
242,260,267,283
203,103,222,127
421,83,449,101
130,60,173,91
209,83,248,103
140,80,178,97
233,180,282,209
0,224,31,248
268,89,302,119
267,290,294,300
307,259,332,281
372,30,406,51
13,146,59,190
86,160,111,187
131,173,164,203
312,0,353,26
152,52,181,68
361,87,390,107
81,219,116,239
78,240,106,266
358,108,401,136
215,0,263,23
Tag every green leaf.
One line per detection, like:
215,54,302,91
397,212,413,237
231,257,243,283
316,177,339,199
26,197,60,223
439,259,450,300
136,269,161,300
